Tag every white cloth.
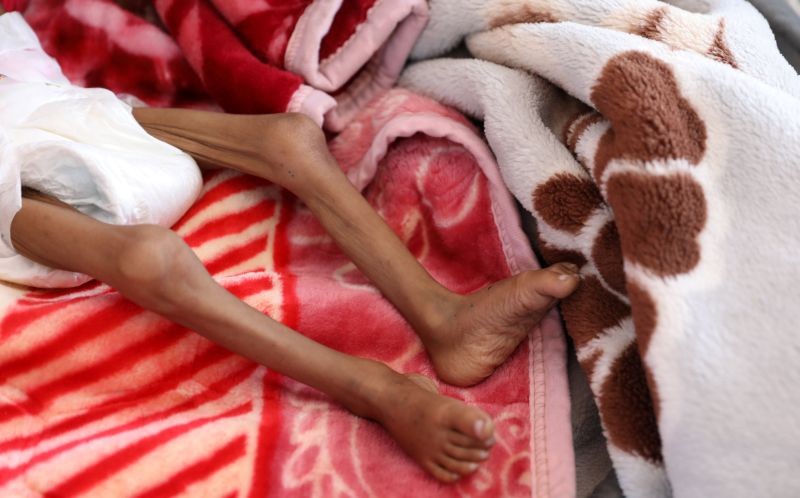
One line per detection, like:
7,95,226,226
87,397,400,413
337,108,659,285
402,0,800,496
0,12,202,288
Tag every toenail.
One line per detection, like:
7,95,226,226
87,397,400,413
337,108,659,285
468,463,479,472
550,263,580,274
479,450,489,459
558,273,579,281
485,437,496,446
474,420,485,437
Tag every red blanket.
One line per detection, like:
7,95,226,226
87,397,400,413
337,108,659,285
19,0,427,129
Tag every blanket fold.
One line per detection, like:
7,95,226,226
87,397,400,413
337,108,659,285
153,0,428,130
402,1,800,497
16,0,428,130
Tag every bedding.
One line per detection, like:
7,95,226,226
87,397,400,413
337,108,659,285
401,0,800,496
21,0,427,130
0,1,576,496
0,12,201,288
0,88,575,498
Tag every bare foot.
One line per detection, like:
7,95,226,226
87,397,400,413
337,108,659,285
345,364,495,482
423,263,581,387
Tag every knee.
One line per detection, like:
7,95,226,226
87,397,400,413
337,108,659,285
115,225,195,310
275,112,326,149
261,113,329,165
250,112,336,192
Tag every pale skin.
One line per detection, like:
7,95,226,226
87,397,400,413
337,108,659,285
10,108,580,482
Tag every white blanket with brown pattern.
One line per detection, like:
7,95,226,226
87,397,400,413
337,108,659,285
400,1,800,497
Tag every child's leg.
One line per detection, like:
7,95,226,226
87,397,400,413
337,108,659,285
133,108,581,386
11,195,494,482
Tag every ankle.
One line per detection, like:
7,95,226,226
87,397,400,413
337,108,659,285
333,359,400,421
412,290,465,345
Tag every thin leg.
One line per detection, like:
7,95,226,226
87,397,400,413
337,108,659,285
132,108,581,386
11,196,494,482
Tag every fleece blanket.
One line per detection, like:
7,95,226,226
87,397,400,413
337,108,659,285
401,0,800,497
16,0,427,130
0,88,575,497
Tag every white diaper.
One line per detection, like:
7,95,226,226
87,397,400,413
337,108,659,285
0,13,202,288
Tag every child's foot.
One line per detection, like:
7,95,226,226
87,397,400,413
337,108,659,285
346,365,495,482
423,263,581,387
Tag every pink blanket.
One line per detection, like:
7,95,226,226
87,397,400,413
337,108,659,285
0,2,576,490
0,0,574,497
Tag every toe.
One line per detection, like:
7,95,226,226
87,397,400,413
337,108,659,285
548,262,582,279
428,462,460,483
437,455,481,476
445,443,491,462
523,262,581,301
447,406,494,441
448,429,495,449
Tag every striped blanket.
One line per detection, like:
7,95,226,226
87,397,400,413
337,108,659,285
0,1,575,496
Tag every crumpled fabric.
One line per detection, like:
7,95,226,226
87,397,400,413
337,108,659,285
0,12,201,288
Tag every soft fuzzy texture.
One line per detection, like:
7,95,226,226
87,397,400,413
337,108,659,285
13,0,427,130
401,1,800,497
0,41,576,494
18,0,211,108
154,0,427,129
